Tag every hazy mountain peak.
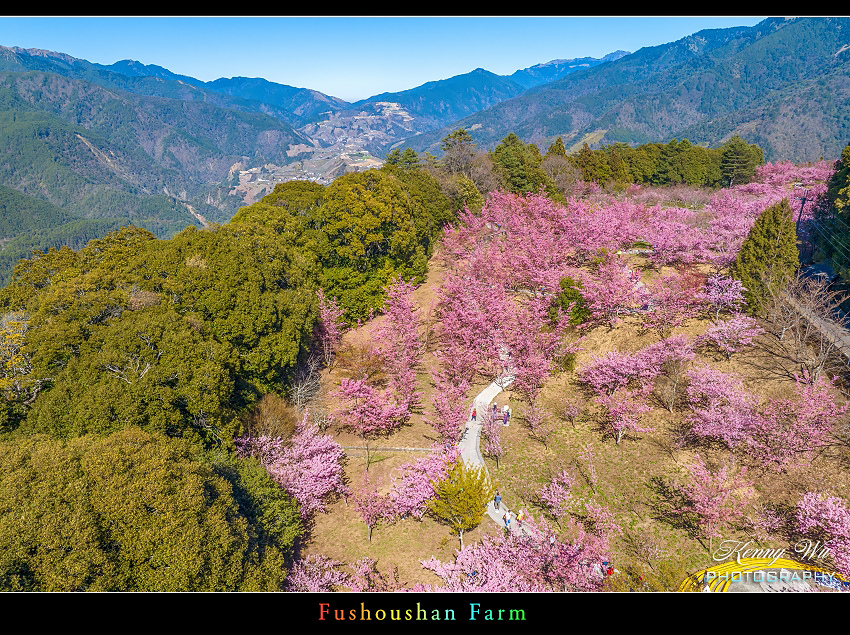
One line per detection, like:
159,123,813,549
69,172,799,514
602,50,630,61
5,45,79,64
507,51,629,89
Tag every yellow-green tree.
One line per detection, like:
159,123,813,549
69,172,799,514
427,461,497,549
0,428,301,591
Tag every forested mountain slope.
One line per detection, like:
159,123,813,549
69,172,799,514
0,70,313,225
401,17,850,162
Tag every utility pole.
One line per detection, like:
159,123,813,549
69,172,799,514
795,186,812,262
795,186,810,232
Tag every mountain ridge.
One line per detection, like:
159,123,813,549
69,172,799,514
395,17,850,162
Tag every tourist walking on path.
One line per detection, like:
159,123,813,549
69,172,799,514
503,513,511,530
494,491,502,510
472,407,477,422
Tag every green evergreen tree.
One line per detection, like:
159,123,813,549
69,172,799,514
491,133,557,195
384,148,402,165
572,143,612,184
608,144,632,184
427,461,496,550
0,428,300,591
720,135,764,187
546,137,567,158
827,144,850,216
455,175,485,213
399,148,420,170
548,276,592,326
731,198,800,315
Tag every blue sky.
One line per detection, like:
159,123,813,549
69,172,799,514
0,17,767,102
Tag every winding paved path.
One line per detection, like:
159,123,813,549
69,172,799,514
457,372,535,537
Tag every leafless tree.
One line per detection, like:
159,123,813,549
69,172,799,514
541,154,582,199
288,353,323,411
654,356,691,413
243,393,299,440
760,270,850,382
470,153,504,196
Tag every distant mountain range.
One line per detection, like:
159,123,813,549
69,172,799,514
0,43,633,221
2,17,850,284
399,17,850,163
0,42,636,281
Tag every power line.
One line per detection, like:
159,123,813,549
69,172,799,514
823,211,850,234
808,219,850,265
813,216,850,251
809,219,850,257
798,220,850,271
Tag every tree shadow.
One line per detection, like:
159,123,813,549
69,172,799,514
646,475,697,538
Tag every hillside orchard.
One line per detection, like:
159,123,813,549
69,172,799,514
1,140,849,591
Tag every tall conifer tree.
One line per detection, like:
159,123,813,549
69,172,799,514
731,198,799,315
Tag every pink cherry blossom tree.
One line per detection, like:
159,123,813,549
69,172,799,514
523,398,555,446
697,275,747,320
795,491,850,578
583,501,623,539
424,369,470,444
387,447,460,520
539,469,575,521
480,407,504,469
641,272,701,339
330,377,408,470
677,454,755,552
595,385,654,445
353,471,393,542
374,276,424,413
744,372,848,472
234,411,349,520
315,289,346,369
685,365,756,448
578,349,661,397
285,554,350,592
419,515,610,592
646,334,696,412
699,313,765,360
578,252,646,328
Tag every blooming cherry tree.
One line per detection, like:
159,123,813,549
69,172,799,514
594,385,654,445
315,289,346,368
234,411,348,520
796,491,850,578
353,471,393,542
285,554,350,592
387,447,460,520
699,313,765,360
698,275,747,319
330,377,408,470
539,470,575,521
678,454,755,552
374,277,423,413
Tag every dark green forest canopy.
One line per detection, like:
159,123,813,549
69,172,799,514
0,223,320,445
233,167,453,322
0,161,452,446
560,135,764,187
0,428,300,591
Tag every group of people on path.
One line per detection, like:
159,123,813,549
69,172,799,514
494,490,527,531
471,403,512,426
